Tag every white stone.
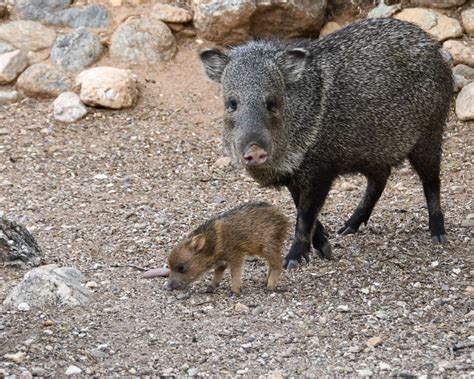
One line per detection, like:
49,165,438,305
357,369,373,377
65,365,82,376
4,352,26,363
17,302,30,311
455,82,474,121
53,92,87,123
0,50,28,84
94,174,108,180
3,264,91,308
76,67,139,109
337,305,349,312
443,40,474,67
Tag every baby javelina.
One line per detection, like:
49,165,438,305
165,202,288,295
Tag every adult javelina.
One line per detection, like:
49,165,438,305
200,18,453,270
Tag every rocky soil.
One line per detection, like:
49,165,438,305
0,41,473,377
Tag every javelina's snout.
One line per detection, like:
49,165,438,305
243,144,268,166
164,278,184,291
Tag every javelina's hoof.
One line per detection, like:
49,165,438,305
205,285,215,293
337,225,357,235
229,291,241,298
283,259,299,271
315,241,332,260
432,234,448,244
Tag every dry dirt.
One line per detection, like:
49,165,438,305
0,40,473,377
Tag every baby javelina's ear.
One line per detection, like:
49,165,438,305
200,48,229,83
189,234,206,252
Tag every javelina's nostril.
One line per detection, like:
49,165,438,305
243,145,268,166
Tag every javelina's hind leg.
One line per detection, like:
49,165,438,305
206,262,228,293
265,250,282,290
338,165,391,235
408,139,447,244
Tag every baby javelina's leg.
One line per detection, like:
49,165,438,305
266,252,282,291
229,260,244,295
206,262,227,293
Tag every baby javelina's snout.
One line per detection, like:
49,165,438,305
165,202,288,295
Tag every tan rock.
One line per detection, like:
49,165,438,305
394,8,462,41
462,8,474,37
443,39,474,67
109,0,123,6
167,23,185,33
366,336,383,347
153,3,192,23
455,82,474,121
319,21,341,37
0,21,56,52
234,302,249,313
4,352,26,364
0,50,28,84
410,0,467,8
76,67,139,109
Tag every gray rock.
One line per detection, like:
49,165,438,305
462,8,474,37
187,368,198,377
3,264,91,308
48,4,111,28
0,50,29,84
192,0,327,45
110,16,176,65
443,39,474,67
357,369,373,377
0,41,15,55
53,92,87,123
0,91,20,105
454,74,469,92
0,21,56,51
453,64,474,81
13,0,71,21
16,63,72,98
51,27,102,72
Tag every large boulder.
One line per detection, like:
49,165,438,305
0,50,28,84
192,0,327,45
110,16,176,65
394,8,462,41
51,27,103,72
0,21,56,51
16,63,72,98
3,264,91,308
76,66,139,109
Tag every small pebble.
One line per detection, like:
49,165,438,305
4,351,26,363
65,365,82,376
431,261,439,268
176,293,190,300
19,371,33,379
379,362,391,371
251,306,264,316
85,281,99,289
31,367,46,377
357,368,373,377
94,174,108,180
366,336,383,347
337,305,349,312
452,268,461,275
235,303,249,313
17,303,30,312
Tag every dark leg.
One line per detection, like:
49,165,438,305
408,140,447,244
284,177,334,270
338,165,391,235
289,186,332,260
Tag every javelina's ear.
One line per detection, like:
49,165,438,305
190,234,206,252
276,48,310,83
200,48,229,83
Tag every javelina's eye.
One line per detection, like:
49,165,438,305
226,99,238,112
266,98,278,113
177,263,186,273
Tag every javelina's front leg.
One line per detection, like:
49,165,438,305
284,179,334,270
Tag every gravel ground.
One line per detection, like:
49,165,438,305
0,42,473,378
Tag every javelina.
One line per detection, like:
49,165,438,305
165,202,288,294
200,18,453,270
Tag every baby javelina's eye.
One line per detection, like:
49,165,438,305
266,98,278,113
177,263,186,273
226,98,238,112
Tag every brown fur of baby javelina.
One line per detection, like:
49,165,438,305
165,202,289,295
